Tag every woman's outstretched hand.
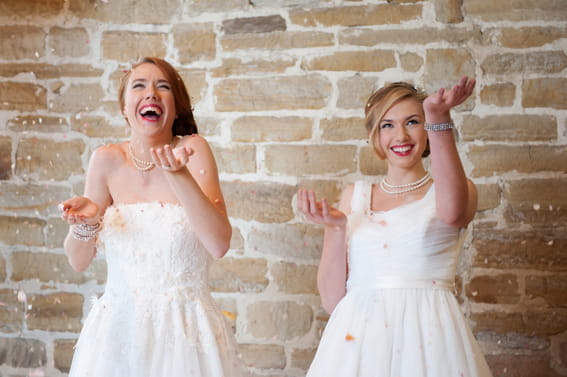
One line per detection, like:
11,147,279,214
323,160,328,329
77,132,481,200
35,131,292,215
59,197,100,225
150,144,193,172
423,76,476,119
297,190,347,229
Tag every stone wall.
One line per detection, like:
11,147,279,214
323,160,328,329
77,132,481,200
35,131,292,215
0,0,566,376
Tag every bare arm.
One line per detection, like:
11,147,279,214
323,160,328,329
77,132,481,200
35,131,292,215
61,147,113,272
297,185,353,314
424,76,478,228
152,135,231,258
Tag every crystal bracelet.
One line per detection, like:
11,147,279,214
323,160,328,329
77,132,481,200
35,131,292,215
424,120,455,132
71,222,101,242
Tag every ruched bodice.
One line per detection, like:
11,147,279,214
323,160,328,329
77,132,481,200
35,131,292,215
99,202,211,294
346,181,464,290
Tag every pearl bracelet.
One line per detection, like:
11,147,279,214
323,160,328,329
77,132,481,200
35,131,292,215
71,222,101,242
424,120,455,132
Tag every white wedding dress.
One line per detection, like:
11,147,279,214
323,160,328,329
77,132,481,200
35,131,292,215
68,202,244,377
306,181,493,377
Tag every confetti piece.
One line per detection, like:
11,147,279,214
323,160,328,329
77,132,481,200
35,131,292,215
222,311,237,321
533,203,540,210
345,333,355,341
17,290,27,302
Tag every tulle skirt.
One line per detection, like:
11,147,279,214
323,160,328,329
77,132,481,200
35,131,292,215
307,286,493,377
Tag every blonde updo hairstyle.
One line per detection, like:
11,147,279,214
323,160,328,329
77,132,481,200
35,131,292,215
364,82,429,160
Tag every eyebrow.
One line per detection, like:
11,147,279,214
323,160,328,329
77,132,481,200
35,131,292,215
381,114,422,123
131,78,171,84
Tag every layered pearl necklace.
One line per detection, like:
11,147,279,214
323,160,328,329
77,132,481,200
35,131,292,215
379,172,431,195
128,142,155,172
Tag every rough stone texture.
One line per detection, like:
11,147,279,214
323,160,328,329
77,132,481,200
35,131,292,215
337,75,378,110
0,137,11,180
320,117,367,141
0,257,5,283
222,181,296,223
208,258,269,293
463,0,567,22
302,50,397,72
248,223,324,260
246,301,313,341
0,289,25,333
173,23,216,63
15,138,85,181
486,354,562,377
271,262,318,294
468,145,567,177
8,115,69,133
212,57,295,77
264,145,357,176
525,275,567,308
481,51,567,74
48,27,90,58
339,27,479,46
54,339,76,373
231,116,312,142
101,31,168,62
482,26,567,48
220,31,334,51
479,83,516,107
0,64,103,79
424,49,476,94
215,76,332,111
289,4,422,27
466,274,520,304
0,182,70,217
0,26,45,60
291,347,317,369
0,338,46,368
222,15,286,34
0,0,64,18
503,179,567,226
26,293,84,332
476,184,500,212
432,0,463,23
0,82,46,111
360,146,388,176
71,116,125,139
10,251,106,285
0,216,45,247
239,343,286,369
472,227,566,271
211,144,256,174
68,0,183,24
51,83,105,113
400,52,424,72
523,78,567,109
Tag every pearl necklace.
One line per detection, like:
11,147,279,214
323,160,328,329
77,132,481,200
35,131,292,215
380,172,431,195
128,142,155,172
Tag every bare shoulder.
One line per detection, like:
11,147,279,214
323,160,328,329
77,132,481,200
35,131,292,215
90,142,127,167
176,134,211,151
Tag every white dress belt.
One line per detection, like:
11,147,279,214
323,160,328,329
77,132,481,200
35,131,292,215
348,276,454,291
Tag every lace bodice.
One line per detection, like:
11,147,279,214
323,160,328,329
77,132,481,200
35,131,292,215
98,202,211,295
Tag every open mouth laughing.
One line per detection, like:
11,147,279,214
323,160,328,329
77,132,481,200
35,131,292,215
139,104,163,121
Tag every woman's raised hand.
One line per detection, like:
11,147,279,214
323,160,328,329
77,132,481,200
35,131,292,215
59,197,100,225
151,144,193,172
423,76,476,118
297,190,347,229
